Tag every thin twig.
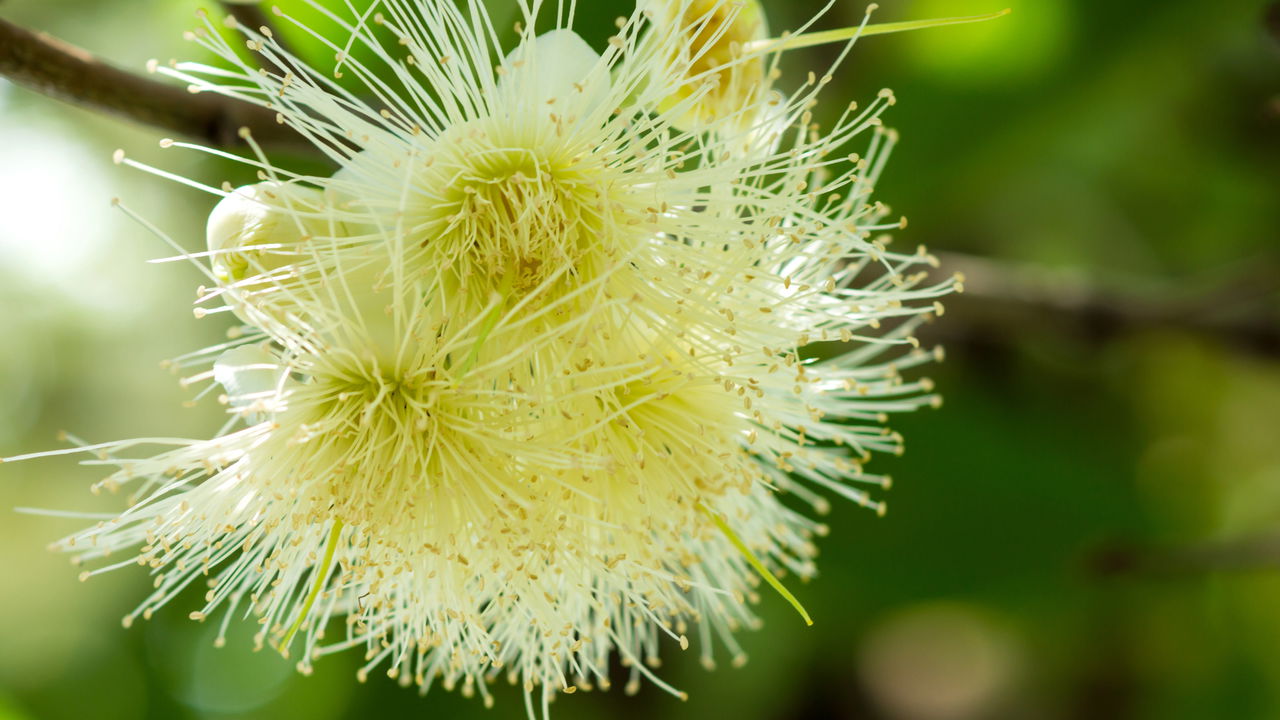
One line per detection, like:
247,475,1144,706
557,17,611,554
1265,1,1280,45
932,251,1280,357
218,1,299,76
0,16,311,152
1090,534,1280,577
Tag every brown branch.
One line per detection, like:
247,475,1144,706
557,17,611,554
0,16,313,153
1266,1,1280,45
1090,534,1280,577
930,251,1280,357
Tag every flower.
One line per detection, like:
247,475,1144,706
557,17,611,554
4,0,977,713
641,0,773,132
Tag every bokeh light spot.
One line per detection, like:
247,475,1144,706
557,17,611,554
900,0,1073,86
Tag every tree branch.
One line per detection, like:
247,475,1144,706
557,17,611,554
0,16,312,153
1090,534,1280,577
1265,1,1280,45
932,251,1280,357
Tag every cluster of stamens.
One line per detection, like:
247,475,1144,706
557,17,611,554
5,1,977,713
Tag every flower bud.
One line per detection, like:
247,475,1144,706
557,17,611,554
645,0,770,133
206,181,359,331
207,181,333,285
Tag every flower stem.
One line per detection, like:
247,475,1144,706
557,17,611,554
699,503,813,627
457,273,514,379
746,8,1011,54
279,518,344,656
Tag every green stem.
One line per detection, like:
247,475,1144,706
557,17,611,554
457,273,514,378
279,518,344,656
746,9,1011,54
699,503,813,626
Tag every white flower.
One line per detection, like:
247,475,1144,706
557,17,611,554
4,0,980,713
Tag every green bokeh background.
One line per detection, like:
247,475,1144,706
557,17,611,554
1,0,1278,718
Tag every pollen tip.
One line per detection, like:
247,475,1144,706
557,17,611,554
111,149,125,164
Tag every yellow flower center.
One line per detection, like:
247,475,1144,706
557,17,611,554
409,122,640,301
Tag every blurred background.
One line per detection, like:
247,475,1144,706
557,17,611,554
1,0,1277,718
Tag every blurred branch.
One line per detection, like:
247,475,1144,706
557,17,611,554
218,1,298,76
933,251,1280,357
0,16,311,152
1090,534,1280,577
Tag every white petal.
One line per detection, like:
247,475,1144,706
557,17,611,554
213,345,287,414
498,29,609,114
